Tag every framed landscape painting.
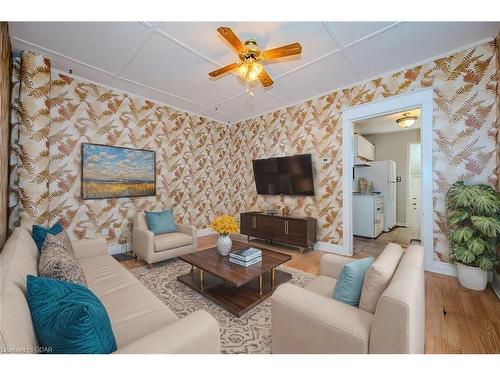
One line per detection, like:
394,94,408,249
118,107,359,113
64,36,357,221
81,143,156,199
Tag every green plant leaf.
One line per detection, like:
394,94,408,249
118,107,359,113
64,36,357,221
446,181,474,209
471,216,500,238
466,237,485,255
451,227,474,243
472,191,500,215
475,255,494,271
455,247,476,265
448,209,469,224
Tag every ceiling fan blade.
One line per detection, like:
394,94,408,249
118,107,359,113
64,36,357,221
217,27,245,54
258,68,274,87
262,42,302,60
208,63,240,77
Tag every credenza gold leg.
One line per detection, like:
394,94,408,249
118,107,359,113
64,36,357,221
299,247,304,255
271,268,276,289
259,274,263,295
200,269,204,290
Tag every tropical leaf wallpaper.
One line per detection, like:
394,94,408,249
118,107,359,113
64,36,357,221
9,51,232,244
226,41,498,262
7,40,498,263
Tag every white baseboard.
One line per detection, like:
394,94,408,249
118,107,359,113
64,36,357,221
426,260,457,277
396,222,408,227
313,241,351,256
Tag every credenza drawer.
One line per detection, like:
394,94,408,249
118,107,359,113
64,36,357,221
240,212,316,252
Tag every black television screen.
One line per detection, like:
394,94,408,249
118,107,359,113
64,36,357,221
252,154,315,196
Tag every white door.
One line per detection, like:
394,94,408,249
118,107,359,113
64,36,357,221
409,176,422,238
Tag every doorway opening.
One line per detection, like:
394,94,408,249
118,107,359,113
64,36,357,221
341,89,446,275
351,108,422,257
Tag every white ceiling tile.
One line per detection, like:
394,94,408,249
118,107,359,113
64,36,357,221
198,109,239,124
121,33,245,107
215,90,284,120
325,22,396,46
10,22,148,73
159,22,338,77
344,22,500,80
269,52,358,103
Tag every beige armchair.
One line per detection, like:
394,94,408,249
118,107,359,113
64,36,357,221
132,212,198,267
271,243,425,354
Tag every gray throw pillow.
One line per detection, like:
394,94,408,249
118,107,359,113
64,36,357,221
38,231,88,287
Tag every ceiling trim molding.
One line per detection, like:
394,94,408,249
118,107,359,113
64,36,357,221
13,36,114,76
321,22,361,80
112,22,156,78
231,36,496,125
341,22,403,49
154,28,221,67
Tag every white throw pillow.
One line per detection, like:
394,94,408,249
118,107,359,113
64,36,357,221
359,243,403,314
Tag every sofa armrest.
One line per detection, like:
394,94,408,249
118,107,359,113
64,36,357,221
132,227,155,263
319,253,353,278
113,310,220,354
177,223,198,249
271,283,373,353
72,237,108,259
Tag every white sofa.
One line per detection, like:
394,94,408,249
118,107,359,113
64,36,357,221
0,226,220,354
132,212,197,267
271,243,425,354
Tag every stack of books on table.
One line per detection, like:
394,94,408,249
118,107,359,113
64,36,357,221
229,247,262,267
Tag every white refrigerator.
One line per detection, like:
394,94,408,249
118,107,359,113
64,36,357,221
354,160,397,231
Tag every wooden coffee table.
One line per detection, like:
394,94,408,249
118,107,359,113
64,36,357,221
178,241,292,317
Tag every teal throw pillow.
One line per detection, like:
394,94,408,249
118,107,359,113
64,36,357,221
333,257,374,306
32,221,64,251
145,209,176,235
26,275,117,354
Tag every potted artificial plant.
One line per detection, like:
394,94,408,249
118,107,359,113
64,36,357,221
446,181,500,290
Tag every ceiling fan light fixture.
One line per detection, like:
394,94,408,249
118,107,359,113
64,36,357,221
396,113,418,128
208,27,302,88
248,62,263,81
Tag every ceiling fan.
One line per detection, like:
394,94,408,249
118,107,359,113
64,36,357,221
208,27,302,88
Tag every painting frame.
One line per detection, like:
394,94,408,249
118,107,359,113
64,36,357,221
81,143,156,200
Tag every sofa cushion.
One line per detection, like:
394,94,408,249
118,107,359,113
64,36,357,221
0,228,40,353
78,254,178,348
304,275,337,298
154,232,193,252
26,275,117,354
145,209,176,235
359,243,403,314
39,231,87,286
333,257,374,306
32,221,63,251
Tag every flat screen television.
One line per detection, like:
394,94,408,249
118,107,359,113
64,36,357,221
252,154,315,196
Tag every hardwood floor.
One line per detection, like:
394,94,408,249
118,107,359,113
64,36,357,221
120,234,500,354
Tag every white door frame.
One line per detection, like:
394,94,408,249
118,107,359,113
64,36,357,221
341,89,453,275
406,141,422,228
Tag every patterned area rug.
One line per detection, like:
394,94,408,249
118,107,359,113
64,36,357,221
130,259,315,354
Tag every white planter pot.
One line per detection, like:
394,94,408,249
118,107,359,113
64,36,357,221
216,235,232,256
456,263,488,291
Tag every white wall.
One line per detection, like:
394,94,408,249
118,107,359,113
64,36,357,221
364,129,420,225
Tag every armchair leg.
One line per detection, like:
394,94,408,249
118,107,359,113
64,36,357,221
147,263,153,269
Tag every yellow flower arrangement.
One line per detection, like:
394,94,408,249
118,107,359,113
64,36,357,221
210,214,238,236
